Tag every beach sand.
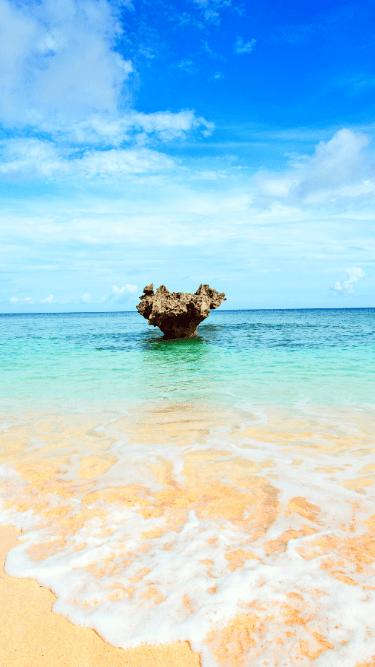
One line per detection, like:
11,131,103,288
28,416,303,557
0,525,200,667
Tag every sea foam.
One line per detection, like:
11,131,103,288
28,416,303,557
1,401,375,666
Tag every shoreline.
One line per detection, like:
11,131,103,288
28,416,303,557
0,525,200,667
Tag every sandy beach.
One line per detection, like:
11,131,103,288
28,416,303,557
0,525,200,667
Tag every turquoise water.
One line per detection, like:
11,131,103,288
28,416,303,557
0,309,374,411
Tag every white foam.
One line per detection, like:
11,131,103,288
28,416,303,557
1,404,375,666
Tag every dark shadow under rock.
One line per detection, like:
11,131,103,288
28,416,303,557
136,284,226,339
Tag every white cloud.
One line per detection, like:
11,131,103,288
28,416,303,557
203,9,220,24
256,128,374,206
330,267,365,296
112,284,137,294
10,296,35,304
192,0,231,8
0,0,132,129
126,111,213,142
42,109,212,146
78,148,174,177
177,59,194,72
93,284,137,305
190,0,231,26
0,139,175,179
234,37,256,54
0,0,210,149
77,287,136,305
296,129,370,200
111,284,137,301
40,294,54,303
2,167,374,311
0,139,67,178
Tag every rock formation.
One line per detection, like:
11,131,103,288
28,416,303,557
137,283,226,339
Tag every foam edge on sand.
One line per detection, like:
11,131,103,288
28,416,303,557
0,525,200,667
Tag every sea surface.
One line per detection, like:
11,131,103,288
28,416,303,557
0,309,375,666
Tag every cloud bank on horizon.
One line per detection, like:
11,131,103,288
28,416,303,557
1,0,374,311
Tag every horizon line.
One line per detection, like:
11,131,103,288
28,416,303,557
2,306,375,316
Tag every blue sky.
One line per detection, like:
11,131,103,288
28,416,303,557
1,0,375,311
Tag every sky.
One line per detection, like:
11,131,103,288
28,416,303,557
1,0,375,312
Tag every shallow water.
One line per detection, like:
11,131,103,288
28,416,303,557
1,309,375,409
0,310,375,666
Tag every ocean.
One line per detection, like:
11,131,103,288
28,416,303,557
0,308,375,666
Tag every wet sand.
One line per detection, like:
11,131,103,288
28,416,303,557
0,525,200,667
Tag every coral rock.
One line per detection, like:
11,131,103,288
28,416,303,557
137,284,226,339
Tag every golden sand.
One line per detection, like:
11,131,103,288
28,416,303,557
0,525,200,667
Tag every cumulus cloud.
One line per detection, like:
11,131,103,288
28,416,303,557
81,293,92,304
234,37,256,54
296,129,370,200
0,0,210,150
256,128,374,206
0,4,212,181
0,0,132,129
330,267,365,296
40,294,54,303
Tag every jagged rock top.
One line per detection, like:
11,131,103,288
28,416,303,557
136,283,226,339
